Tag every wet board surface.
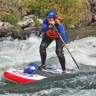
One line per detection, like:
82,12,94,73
3,68,75,84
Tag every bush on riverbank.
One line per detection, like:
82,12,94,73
0,14,19,26
24,0,88,28
0,0,90,29
0,0,28,26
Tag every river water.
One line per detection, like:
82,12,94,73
0,35,96,96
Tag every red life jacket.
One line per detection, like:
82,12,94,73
46,29,59,38
46,17,64,38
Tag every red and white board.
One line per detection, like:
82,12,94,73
3,69,46,84
3,68,72,84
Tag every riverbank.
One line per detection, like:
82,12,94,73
23,25,96,42
0,0,96,40
67,26,96,42
0,23,96,42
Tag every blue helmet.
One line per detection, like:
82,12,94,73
46,10,58,18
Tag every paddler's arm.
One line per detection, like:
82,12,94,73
58,24,68,44
42,20,49,33
38,20,49,37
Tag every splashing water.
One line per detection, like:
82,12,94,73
0,35,96,96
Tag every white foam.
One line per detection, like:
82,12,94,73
68,37,96,67
1,89,96,96
60,89,96,96
32,88,63,96
0,36,96,75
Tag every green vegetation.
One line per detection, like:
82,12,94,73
24,0,88,28
0,0,89,29
0,14,19,26
33,16,41,28
0,0,25,28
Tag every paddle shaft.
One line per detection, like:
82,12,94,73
38,30,42,37
53,25,80,69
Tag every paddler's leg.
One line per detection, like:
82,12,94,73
55,38,66,72
39,33,54,70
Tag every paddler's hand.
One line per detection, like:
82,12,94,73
49,24,53,28
49,21,56,28
64,44,69,49
49,20,55,25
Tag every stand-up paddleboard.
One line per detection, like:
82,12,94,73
3,68,74,84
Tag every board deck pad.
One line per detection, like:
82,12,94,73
37,68,62,77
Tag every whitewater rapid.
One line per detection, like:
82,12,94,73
0,35,96,71
0,35,96,96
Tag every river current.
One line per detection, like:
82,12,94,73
0,35,96,96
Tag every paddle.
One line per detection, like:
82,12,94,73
38,30,42,37
53,25,80,70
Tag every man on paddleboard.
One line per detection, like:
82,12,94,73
39,10,68,73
